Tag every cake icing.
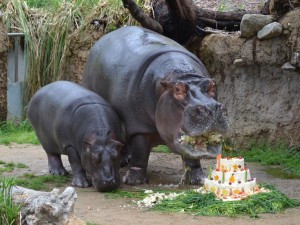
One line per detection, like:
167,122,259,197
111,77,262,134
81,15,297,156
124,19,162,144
204,154,262,201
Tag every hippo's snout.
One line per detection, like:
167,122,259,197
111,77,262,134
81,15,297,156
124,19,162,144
197,102,223,118
94,177,120,192
173,100,228,159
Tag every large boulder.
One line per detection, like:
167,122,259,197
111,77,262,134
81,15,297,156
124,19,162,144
257,22,283,40
197,8,300,147
240,14,275,38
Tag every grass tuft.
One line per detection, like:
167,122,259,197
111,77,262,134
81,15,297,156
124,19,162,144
0,120,39,145
223,142,300,176
104,185,300,218
152,185,300,218
0,161,29,174
105,189,148,199
152,145,170,153
0,178,20,225
11,173,70,191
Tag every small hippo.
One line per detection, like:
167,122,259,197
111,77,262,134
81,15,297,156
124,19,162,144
27,81,124,192
82,26,229,185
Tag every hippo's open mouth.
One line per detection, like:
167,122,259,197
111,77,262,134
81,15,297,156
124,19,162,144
174,130,223,159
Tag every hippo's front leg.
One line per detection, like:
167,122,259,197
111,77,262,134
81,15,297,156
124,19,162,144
66,146,91,188
182,159,206,185
46,152,68,175
122,134,151,185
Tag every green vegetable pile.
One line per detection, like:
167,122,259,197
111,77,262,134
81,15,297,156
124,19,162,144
180,132,222,147
150,185,300,218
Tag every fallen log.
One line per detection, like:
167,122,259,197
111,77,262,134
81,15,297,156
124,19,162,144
11,186,86,225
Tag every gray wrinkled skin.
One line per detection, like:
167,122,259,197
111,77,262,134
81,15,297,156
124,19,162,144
27,81,124,192
82,26,228,185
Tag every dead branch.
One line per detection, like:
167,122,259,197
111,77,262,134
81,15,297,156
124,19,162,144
122,0,163,34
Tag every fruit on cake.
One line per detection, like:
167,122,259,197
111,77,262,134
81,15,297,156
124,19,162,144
204,154,261,201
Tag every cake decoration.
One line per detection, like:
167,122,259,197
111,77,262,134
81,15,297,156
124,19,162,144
204,154,268,201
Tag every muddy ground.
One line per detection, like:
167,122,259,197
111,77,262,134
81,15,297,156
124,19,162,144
1,144,300,225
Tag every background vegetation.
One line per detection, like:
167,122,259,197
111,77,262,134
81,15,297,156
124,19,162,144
0,120,38,145
0,178,20,225
0,0,145,103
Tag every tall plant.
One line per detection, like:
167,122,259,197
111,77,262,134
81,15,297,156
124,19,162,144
1,0,140,102
0,178,20,225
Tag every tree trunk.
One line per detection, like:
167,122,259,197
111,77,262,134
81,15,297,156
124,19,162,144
0,13,9,122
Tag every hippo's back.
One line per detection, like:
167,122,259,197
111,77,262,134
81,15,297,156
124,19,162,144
82,26,189,99
82,26,209,139
27,81,110,152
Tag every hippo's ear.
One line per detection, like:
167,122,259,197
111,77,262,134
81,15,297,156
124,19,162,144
160,81,170,92
84,134,97,152
172,82,187,102
208,80,215,98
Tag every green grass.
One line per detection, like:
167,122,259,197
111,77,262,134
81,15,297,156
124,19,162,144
152,145,170,153
9,173,70,191
0,161,29,174
152,185,300,218
104,185,300,218
0,120,39,145
223,142,300,176
105,189,148,199
0,178,20,225
87,223,101,225
108,186,300,218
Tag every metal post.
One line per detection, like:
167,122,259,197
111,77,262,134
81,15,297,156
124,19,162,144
7,33,25,82
14,36,19,82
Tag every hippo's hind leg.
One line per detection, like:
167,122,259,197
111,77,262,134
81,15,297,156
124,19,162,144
181,159,206,185
120,144,131,167
65,146,91,188
122,134,150,185
46,152,68,175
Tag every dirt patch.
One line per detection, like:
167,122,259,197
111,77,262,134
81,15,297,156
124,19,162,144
1,144,300,225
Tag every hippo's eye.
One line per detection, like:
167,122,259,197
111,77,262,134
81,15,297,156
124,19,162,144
200,80,213,96
190,90,196,98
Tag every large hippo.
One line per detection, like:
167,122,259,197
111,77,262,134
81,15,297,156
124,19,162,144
27,81,124,192
82,26,228,185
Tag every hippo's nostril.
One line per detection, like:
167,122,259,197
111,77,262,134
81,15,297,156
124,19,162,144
197,105,206,114
197,105,213,117
215,102,222,110
220,105,228,115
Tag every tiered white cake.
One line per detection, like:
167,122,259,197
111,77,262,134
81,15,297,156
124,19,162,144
204,155,260,201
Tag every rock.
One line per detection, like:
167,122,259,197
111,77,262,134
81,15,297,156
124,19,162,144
240,14,275,38
63,215,87,225
281,62,296,70
257,22,283,40
233,59,245,67
11,186,85,225
290,52,300,67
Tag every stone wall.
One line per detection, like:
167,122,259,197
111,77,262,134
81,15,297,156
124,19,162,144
59,27,104,84
0,12,9,122
196,8,300,147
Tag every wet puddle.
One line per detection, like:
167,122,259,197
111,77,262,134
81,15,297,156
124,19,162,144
264,166,300,179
